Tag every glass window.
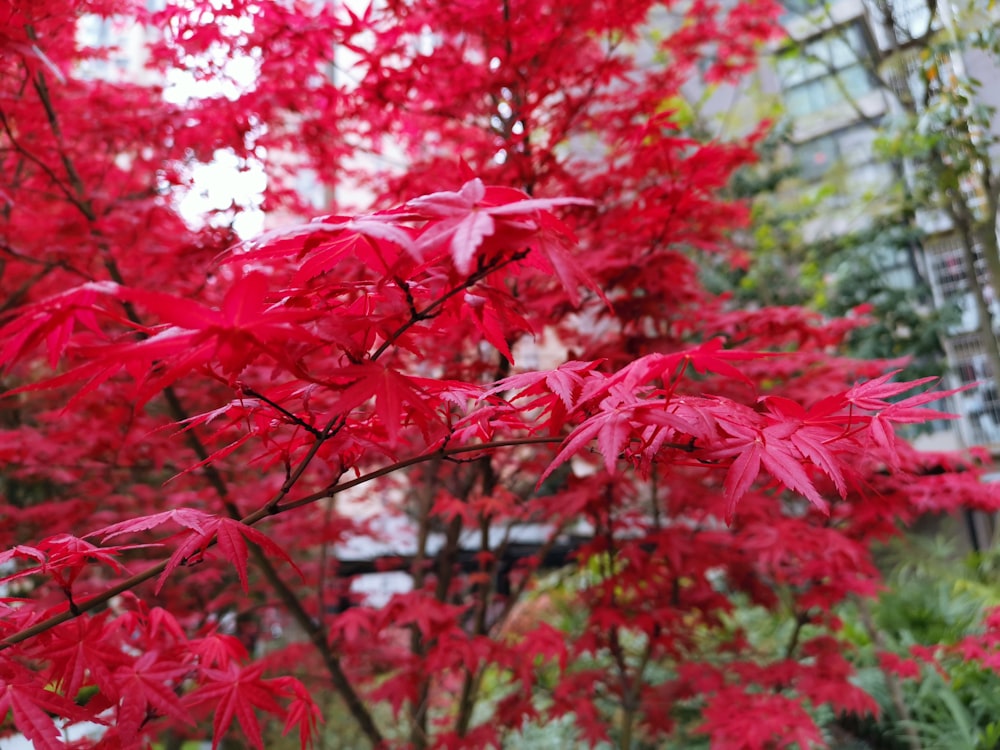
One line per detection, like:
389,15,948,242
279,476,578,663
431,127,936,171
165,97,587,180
837,127,876,167
949,333,1000,444
76,15,113,49
928,237,989,304
780,0,828,17
795,134,839,180
883,0,934,42
777,24,876,117
792,125,889,183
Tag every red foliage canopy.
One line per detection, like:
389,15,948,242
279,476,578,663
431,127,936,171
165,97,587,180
0,1,996,748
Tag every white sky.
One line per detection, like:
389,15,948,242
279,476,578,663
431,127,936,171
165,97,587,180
160,12,268,238
175,147,267,238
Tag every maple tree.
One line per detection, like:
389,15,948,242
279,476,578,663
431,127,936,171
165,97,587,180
1,1,998,749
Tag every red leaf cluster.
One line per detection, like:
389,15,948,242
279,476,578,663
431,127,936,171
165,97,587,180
1,1,997,748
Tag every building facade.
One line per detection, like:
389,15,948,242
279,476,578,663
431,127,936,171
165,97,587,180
762,0,1000,451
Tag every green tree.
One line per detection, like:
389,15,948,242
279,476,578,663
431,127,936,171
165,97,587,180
745,0,1000,444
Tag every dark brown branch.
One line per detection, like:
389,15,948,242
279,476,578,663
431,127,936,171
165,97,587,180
238,385,324,438
11,64,384,741
0,435,567,651
0,109,95,220
371,249,529,360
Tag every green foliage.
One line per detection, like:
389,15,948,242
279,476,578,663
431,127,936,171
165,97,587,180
714,139,955,381
839,537,1000,750
717,0,1000,389
461,531,1000,749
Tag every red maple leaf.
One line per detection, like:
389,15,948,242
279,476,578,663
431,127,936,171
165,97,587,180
0,534,153,589
405,178,590,273
0,281,120,370
113,651,194,746
326,362,442,446
44,616,126,699
92,510,300,593
0,663,87,750
275,676,323,750
185,662,289,750
717,422,829,522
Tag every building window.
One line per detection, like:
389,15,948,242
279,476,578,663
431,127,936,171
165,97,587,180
792,124,892,184
927,237,990,305
780,0,825,16
952,334,989,384
885,49,928,108
76,14,113,49
949,333,1000,445
878,0,934,43
794,133,837,179
777,24,877,117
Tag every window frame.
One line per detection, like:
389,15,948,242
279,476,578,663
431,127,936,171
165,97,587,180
776,22,878,118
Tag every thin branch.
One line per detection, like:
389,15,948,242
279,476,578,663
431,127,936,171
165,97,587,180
238,385,324,438
0,263,57,315
370,249,529,360
270,436,564,516
784,609,809,659
0,109,95,220
25,26,93,214
0,435,567,652
10,63,382,740
620,635,654,750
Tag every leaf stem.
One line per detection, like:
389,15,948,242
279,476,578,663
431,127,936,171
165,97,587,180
371,250,528,360
0,435,564,652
